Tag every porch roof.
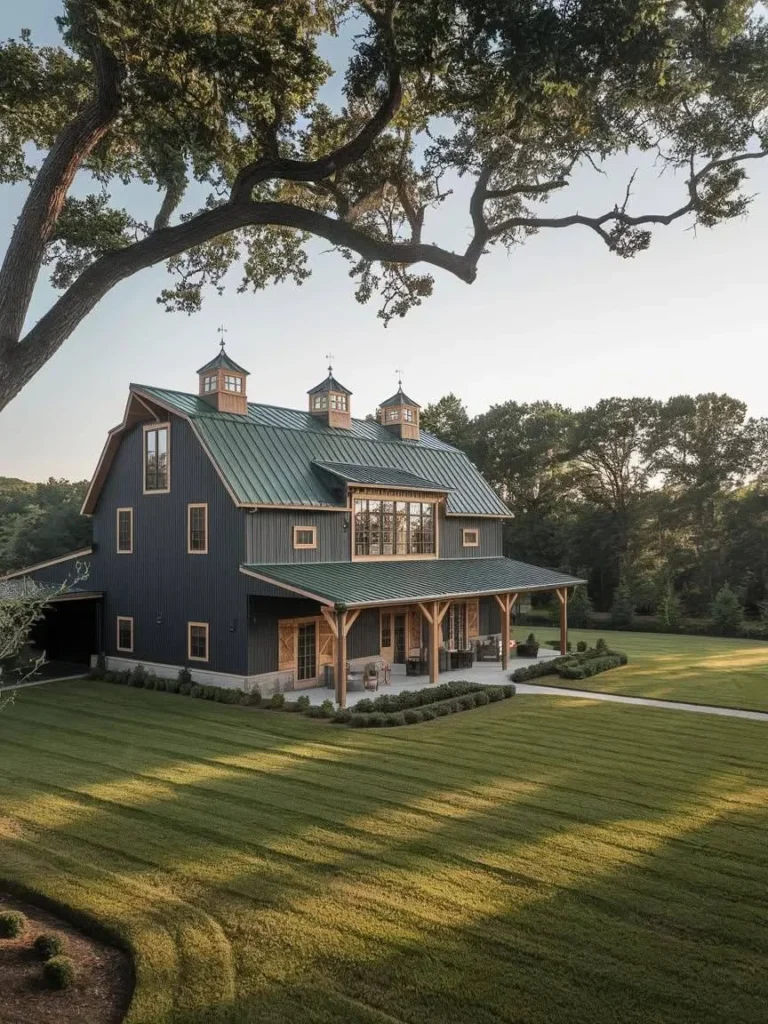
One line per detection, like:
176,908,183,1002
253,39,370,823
240,557,585,608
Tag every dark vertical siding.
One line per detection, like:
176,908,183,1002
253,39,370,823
246,510,349,563
348,608,380,659
480,596,500,635
89,414,253,674
440,514,503,558
247,595,323,675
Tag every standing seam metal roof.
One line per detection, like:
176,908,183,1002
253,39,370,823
240,557,585,607
133,385,510,516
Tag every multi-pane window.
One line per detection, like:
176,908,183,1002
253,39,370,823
386,408,399,422
117,616,133,652
188,504,208,553
354,499,436,557
462,528,479,548
144,425,169,491
402,407,415,423
293,526,317,549
381,612,392,649
313,394,328,410
330,393,347,411
117,508,133,553
203,375,218,393
223,375,243,393
297,622,317,681
188,622,209,661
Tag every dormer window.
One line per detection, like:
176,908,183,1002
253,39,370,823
197,339,249,415
307,364,352,427
224,375,243,393
313,394,329,411
330,393,347,411
386,409,399,423
379,381,421,440
403,408,415,423
203,375,217,393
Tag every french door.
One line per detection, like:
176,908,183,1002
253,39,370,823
297,622,317,681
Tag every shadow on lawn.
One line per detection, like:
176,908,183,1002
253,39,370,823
1,682,767,1024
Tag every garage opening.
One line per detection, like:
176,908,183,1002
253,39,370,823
29,594,102,669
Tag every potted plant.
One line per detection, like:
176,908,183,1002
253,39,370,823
517,633,540,658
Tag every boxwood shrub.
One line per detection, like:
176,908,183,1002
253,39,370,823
509,642,627,684
0,910,26,938
43,955,76,990
33,933,66,959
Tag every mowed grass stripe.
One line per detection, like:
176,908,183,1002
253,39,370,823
521,627,768,710
1,682,767,1023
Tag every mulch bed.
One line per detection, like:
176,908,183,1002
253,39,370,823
0,893,132,1024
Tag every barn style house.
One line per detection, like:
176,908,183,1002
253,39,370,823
3,346,582,705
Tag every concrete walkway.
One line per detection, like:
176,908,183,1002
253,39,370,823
516,683,768,722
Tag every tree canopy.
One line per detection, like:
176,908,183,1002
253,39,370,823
422,391,768,617
1,0,768,407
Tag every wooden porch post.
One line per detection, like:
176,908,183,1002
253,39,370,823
418,601,451,684
556,588,568,654
335,608,347,707
494,592,519,670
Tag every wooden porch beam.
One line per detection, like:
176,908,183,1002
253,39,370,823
320,606,338,638
437,600,451,625
417,601,434,625
558,587,568,655
343,608,361,637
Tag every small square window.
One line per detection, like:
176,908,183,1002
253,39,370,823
203,375,218,393
188,622,209,662
223,375,243,393
293,526,318,549
462,529,480,548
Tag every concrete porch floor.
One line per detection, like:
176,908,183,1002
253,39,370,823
293,649,561,707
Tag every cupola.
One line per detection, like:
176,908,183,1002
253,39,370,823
307,361,352,429
379,377,420,441
197,331,249,415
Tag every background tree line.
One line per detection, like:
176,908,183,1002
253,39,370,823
422,393,768,628
0,478,90,575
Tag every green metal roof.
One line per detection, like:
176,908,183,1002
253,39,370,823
240,557,585,607
196,348,250,376
307,373,352,396
312,461,451,492
380,387,420,408
132,385,510,516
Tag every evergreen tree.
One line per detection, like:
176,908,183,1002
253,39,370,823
711,584,744,635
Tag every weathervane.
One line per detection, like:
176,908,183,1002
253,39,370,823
325,352,335,376
395,367,404,390
217,324,228,352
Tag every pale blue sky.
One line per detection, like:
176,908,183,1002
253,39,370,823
2,1,768,482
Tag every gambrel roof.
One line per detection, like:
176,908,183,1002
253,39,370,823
82,384,511,517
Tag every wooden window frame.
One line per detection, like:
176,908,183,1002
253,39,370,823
293,525,318,550
116,507,133,554
462,528,480,548
116,616,134,653
223,374,243,393
187,503,209,554
187,622,209,662
203,374,218,393
142,422,171,495
351,495,439,561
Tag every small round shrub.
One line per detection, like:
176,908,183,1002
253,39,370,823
178,667,192,686
367,712,385,727
190,685,203,698
319,699,335,719
350,714,367,728
502,684,516,698
576,640,587,653
0,911,26,938
458,695,475,711
203,685,218,701
486,687,503,703
354,698,374,713
33,932,65,959
473,691,490,707
179,682,192,696
43,955,76,990
244,688,261,706
118,670,131,685
433,702,451,717
403,709,421,724
595,637,608,653
269,692,285,709
296,695,310,710
144,676,156,690
282,700,302,712
420,708,436,721
129,665,147,687
332,708,352,723
165,678,180,693
384,712,405,726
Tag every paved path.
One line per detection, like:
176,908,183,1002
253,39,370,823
517,683,768,722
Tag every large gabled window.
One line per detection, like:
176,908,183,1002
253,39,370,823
354,498,436,558
143,424,170,493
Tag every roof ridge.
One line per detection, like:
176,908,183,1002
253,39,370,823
131,383,459,452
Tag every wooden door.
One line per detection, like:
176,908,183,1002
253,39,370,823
278,620,296,671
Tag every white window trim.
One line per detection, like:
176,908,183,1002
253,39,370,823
116,507,133,554
293,525,318,550
142,422,171,495
462,528,480,548
188,622,210,662
116,616,134,653
187,503,209,554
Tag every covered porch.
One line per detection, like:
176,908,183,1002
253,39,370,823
242,557,585,707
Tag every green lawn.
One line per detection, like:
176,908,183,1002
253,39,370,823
0,682,767,1023
514,627,768,712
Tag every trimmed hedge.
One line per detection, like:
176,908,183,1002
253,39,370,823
334,683,516,727
96,665,257,705
43,955,76,990
0,910,26,938
510,640,628,684
33,932,66,959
